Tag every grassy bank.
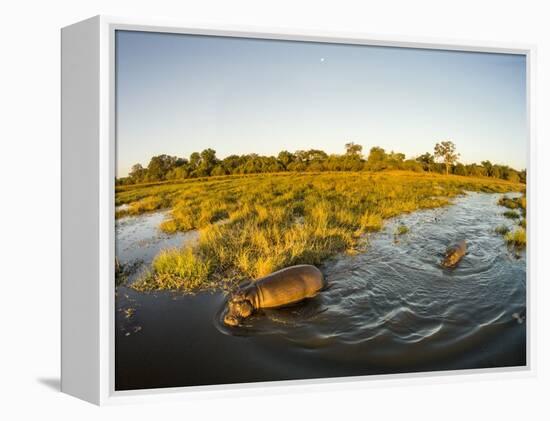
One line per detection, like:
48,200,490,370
497,194,527,248
116,171,524,292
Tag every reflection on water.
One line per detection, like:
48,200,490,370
115,192,526,391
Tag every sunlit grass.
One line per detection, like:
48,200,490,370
505,228,527,248
116,171,524,291
499,194,526,217
498,196,519,209
116,195,168,218
496,192,527,249
133,248,212,291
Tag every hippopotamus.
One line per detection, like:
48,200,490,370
223,264,326,327
441,239,467,268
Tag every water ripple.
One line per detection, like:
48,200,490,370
239,192,526,361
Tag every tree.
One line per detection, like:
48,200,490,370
175,157,188,167
403,159,423,172
287,161,307,172
200,148,217,167
416,153,435,172
366,146,387,170
263,157,285,173
465,163,485,177
129,163,147,182
189,152,201,170
166,166,189,180
198,148,218,175
147,154,179,181
211,165,228,176
506,170,520,183
388,151,405,162
116,141,525,185
345,142,363,157
305,149,328,162
293,150,308,163
277,151,294,168
434,141,460,175
453,163,466,176
480,160,493,177
498,165,512,181
222,155,244,172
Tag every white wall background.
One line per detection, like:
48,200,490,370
1,0,548,418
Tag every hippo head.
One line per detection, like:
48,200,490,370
223,313,241,327
224,293,254,326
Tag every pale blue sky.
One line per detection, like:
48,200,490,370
115,30,527,177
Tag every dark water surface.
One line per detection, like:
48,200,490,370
115,192,526,390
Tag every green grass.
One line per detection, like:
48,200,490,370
116,195,170,218
134,248,213,291
120,171,524,292
495,225,510,235
503,210,520,219
498,196,519,209
395,224,409,235
496,193,527,248
505,228,527,248
498,195,526,217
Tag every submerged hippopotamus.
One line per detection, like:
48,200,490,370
224,264,326,327
441,239,467,268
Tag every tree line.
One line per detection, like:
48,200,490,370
117,141,526,185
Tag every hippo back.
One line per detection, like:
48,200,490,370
254,265,325,309
442,240,467,267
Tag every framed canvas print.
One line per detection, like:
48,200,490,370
61,16,534,405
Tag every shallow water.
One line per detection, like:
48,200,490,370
115,192,526,390
115,211,198,283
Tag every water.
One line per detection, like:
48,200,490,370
115,192,526,390
115,211,198,283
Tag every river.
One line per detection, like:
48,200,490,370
115,192,526,390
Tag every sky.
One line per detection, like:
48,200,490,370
115,30,527,177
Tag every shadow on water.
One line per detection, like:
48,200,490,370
115,192,526,391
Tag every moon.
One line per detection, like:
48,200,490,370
320,58,325,62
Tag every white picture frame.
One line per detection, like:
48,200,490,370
61,15,536,405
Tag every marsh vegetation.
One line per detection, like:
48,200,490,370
497,194,527,248
115,171,524,292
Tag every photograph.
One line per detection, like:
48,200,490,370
113,30,527,391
